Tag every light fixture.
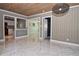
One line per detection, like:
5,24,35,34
59,8,62,11
52,3,70,14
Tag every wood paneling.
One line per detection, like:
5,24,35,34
0,3,79,16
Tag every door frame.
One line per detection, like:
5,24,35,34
28,17,41,39
3,14,16,42
42,15,52,40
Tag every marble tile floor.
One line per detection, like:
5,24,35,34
0,38,79,56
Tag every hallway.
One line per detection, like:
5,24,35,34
0,37,79,56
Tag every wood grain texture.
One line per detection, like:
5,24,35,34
0,3,79,16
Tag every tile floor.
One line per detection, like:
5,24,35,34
0,37,79,56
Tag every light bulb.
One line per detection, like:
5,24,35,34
59,8,62,11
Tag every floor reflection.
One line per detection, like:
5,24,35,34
0,37,79,56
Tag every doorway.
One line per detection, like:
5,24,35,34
28,18,40,42
43,17,51,40
4,15,15,43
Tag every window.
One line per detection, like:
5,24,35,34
16,18,26,29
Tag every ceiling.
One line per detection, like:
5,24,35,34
0,3,79,16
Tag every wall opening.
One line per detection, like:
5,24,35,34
43,17,51,40
4,15,15,43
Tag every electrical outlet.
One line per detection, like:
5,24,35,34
67,38,69,41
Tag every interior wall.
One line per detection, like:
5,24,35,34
28,12,52,38
52,7,79,44
0,9,27,40
16,30,27,37
28,6,79,44
0,5,79,44
0,13,3,39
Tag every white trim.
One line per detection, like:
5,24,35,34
3,14,16,41
3,14,5,41
16,16,27,20
15,35,28,39
70,5,79,8
15,17,27,30
3,14,27,39
42,16,44,40
3,14,16,18
15,17,17,39
16,29,27,30
3,14,27,21
25,19,28,36
50,39,79,47
42,15,52,40
38,17,41,39
0,9,27,17
0,39,5,42
50,15,53,40
27,20,29,38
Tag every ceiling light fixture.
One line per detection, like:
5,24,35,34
52,3,70,14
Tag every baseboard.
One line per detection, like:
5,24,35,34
50,39,79,47
39,37,43,40
15,35,28,39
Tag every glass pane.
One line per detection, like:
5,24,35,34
17,18,26,29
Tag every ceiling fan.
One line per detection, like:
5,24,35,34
52,3,70,15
